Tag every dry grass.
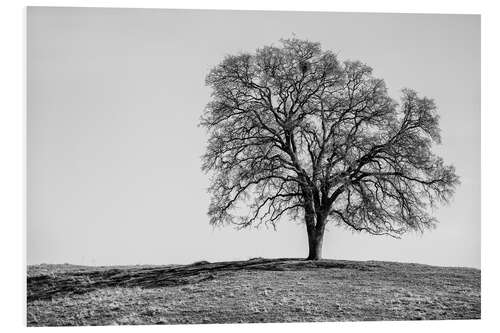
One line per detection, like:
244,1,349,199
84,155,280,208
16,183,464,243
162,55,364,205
27,258,480,326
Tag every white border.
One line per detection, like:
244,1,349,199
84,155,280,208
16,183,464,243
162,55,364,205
1,0,498,332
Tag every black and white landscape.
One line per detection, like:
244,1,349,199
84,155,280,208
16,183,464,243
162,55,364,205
27,7,480,326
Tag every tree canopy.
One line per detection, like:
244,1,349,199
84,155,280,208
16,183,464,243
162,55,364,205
200,38,459,259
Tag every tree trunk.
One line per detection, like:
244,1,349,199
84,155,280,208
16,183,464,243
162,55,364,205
307,231,323,260
306,221,325,260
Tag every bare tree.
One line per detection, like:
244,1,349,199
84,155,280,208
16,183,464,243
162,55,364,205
201,38,459,260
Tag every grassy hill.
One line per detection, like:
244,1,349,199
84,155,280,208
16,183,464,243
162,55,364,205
27,258,480,326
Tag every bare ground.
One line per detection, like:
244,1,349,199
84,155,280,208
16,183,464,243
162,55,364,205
27,258,480,326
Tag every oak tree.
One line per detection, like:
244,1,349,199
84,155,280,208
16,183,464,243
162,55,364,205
201,38,459,260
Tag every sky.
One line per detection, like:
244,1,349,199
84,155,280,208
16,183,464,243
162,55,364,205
27,7,480,268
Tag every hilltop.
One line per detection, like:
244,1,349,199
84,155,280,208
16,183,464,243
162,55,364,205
27,258,480,326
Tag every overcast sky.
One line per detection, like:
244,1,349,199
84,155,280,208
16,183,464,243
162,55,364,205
27,7,480,268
